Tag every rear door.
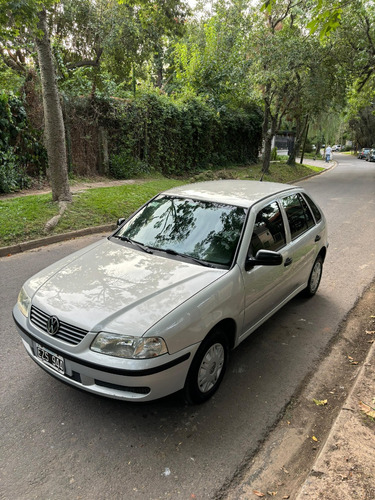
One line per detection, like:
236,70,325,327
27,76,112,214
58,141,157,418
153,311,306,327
280,192,319,291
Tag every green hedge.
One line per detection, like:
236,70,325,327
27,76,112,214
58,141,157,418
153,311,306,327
95,92,262,178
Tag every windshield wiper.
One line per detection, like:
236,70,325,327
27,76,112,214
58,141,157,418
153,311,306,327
116,235,153,254
163,248,214,268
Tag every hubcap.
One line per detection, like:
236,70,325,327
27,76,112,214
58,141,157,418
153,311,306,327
310,261,322,293
197,343,225,393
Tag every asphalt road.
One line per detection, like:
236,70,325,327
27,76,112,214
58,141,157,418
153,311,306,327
1,154,374,499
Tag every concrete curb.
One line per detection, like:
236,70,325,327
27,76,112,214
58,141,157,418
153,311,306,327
292,160,336,183
0,224,115,258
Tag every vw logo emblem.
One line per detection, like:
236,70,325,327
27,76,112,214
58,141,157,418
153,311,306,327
46,316,60,336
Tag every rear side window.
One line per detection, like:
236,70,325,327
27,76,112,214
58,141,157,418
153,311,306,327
250,201,286,255
282,193,315,240
303,194,322,222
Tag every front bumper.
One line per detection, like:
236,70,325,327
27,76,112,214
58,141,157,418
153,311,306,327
13,306,197,402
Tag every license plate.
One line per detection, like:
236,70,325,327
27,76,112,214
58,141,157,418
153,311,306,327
35,343,65,375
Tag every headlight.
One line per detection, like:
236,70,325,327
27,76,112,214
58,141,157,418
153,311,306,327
91,333,168,359
17,287,31,317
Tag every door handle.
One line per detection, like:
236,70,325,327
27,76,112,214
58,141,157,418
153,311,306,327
315,235,321,242
284,257,293,267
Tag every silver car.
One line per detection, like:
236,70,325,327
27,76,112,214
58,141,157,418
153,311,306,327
13,180,328,404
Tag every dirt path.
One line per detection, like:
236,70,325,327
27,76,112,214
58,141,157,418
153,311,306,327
0,178,139,200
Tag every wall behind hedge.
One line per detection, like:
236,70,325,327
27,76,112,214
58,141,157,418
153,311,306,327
69,92,263,178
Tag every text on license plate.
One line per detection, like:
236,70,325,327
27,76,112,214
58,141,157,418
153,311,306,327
36,343,65,375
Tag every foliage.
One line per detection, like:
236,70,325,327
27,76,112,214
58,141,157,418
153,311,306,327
173,0,254,107
348,106,375,148
331,2,375,145
2,0,375,192
48,0,190,96
0,60,25,92
109,149,150,179
261,0,346,39
102,91,262,177
0,148,20,193
0,92,46,193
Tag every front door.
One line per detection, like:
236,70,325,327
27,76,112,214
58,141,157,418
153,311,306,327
241,200,290,337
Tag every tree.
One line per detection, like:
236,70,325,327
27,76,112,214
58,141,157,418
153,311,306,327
0,0,71,202
1,0,190,198
138,0,190,89
50,0,146,94
35,8,71,201
249,2,308,173
262,0,347,38
173,0,254,107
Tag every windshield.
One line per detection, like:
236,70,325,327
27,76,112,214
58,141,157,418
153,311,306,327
115,195,247,267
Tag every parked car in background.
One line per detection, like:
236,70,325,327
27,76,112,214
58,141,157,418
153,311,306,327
366,149,375,162
13,180,328,404
332,145,341,151
358,148,370,159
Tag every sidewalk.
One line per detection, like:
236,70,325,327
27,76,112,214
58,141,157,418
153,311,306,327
296,339,375,499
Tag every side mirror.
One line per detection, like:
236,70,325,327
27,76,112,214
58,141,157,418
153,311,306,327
117,217,126,227
245,249,283,271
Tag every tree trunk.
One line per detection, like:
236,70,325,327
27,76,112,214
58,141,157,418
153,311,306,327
287,115,308,166
300,121,310,164
35,9,72,202
262,132,273,174
262,101,277,174
261,97,271,174
154,46,163,88
98,127,109,175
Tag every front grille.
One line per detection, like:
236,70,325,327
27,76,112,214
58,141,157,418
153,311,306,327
30,306,88,345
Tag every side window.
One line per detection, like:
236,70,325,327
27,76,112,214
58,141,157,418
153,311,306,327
282,193,314,240
299,196,315,229
250,201,286,255
302,194,322,222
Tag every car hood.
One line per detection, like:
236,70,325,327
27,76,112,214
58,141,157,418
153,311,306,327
29,239,225,337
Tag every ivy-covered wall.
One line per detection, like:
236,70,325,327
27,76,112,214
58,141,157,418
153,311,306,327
0,92,47,193
69,93,263,178
1,90,262,193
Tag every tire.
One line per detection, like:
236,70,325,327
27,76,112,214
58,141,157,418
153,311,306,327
184,329,228,404
302,255,323,297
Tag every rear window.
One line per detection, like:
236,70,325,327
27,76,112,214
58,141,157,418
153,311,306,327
282,193,314,240
302,194,322,222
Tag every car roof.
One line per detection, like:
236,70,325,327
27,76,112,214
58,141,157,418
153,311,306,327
163,180,297,208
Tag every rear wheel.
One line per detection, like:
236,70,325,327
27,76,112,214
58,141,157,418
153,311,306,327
184,329,228,404
303,255,323,297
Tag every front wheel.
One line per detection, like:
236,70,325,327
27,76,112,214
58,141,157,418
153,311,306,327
184,330,228,404
302,255,323,297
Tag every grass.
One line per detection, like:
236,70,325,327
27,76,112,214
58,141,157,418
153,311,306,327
0,162,324,248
